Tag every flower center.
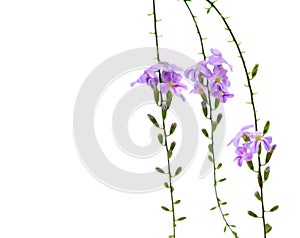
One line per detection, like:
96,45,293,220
255,135,262,141
169,82,174,87
216,77,221,83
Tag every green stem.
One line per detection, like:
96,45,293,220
205,0,258,128
152,0,176,236
182,0,238,236
208,93,237,237
205,1,266,237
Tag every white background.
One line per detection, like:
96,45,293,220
1,0,299,237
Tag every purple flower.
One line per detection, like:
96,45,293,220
160,70,188,100
245,132,273,153
155,61,183,72
234,145,253,167
190,80,207,95
227,125,254,147
131,62,187,100
209,65,230,89
210,85,234,103
208,48,233,71
131,67,159,88
184,60,212,82
208,65,233,102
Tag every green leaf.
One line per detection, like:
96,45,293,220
258,143,262,156
224,213,229,216
242,134,251,142
265,224,272,233
264,166,270,181
218,178,227,182
202,128,209,138
157,134,164,145
200,89,208,102
210,206,217,210
206,7,211,14
265,145,276,164
208,155,213,162
175,167,182,176
258,173,263,187
201,101,208,117
164,182,169,188
147,114,160,128
254,191,261,201
176,217,186,221
224,225,227,232
169,123,177,135
221,202,227,205
216,113,222,124
263,121,270,135
212,121,217,132
208,144,213,153
153,88,160,105
168,150,173,159
270,205,279,212
246,160,254,171
161,206,170,212
217,163,222,169
162,108,167,120
215,98,220,109
174,200,181,204
170,141,176,151
155,167,165,174
248,210,258,218
166,91,173,108
232,231,238,237
251,64,259,79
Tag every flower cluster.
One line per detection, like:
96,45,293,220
131,61,188,100
185,49,234,103
227,125,275,166
131,49,234,103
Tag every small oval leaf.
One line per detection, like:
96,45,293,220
175,167,182,176
270,205,279,212
147,114,160,128
248,210,258,218
202,128,209,138
155,167,165,174
161,206,170,212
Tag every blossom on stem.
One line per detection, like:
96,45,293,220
185,49,234,103
131,61,188,100
208,48,233,71
234,145,253,166
208,65,233,102
228,125,275,166
190,80,207,95
245,132,273,153
160,70,188,100
210,84,234,103
227,125,253,147
130,66,159,88
184,60,212,82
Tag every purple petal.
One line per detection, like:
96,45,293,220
235,146,246,155
262,136,272,152
234,155,243,167
160,83,169,94
244,152,253,161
